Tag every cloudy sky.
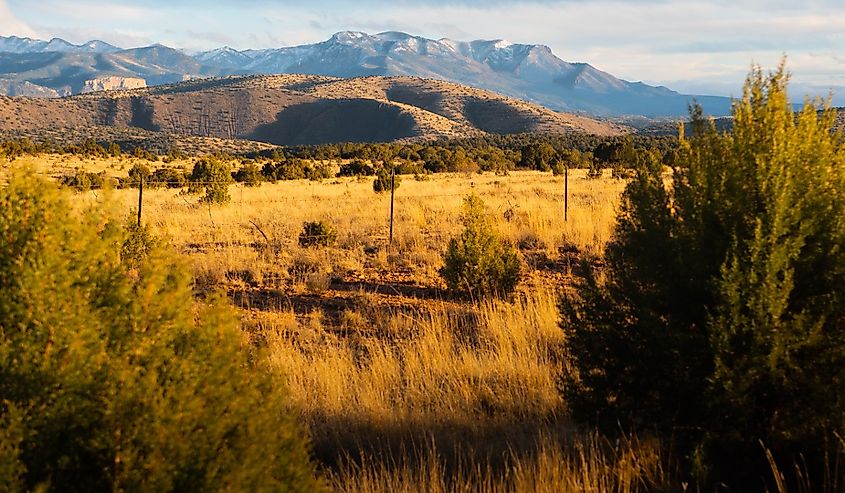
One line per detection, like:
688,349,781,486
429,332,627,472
2,0,844,103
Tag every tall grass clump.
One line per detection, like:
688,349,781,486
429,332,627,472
0,173,324,492
331,434,669,493
265,289,564,436
562,63,845,489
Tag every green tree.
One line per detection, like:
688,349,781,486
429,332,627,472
561,64,845,488
189,157,233,204
373,167,400,193
234,162,263,187
150,167,187,189
337,159,375,177
519,143,557,171
107,142,122,157
127,162,151,188
441,195,521,298
299,221,337,248
0,173,324,492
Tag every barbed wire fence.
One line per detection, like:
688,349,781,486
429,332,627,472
28,169,575,253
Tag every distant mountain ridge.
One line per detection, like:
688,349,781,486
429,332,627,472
0,35,120,54
193,31,733,117
0,31,734,117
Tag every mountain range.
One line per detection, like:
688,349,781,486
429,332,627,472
0,32,733,118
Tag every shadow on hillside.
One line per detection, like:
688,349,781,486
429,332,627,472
249,99,419,145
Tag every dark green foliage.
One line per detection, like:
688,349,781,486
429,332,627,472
237,134,679,178
234,162,263,187
150,167,187,189
519,142,557,171
60,170,110,191
299,221,337,248
561,65,845,488
373,168,400,193
592,141,622,163
262,159,309,181
337,160,375,177
0,173,325,492
440,195,521,298
60,138,108,158
585,162,604,179
165,147,186,161
131,146,156,161
0,138,118,160
126,162,151,187
552,149,588,175
189,157,233,204
261,161,280,182
120,215,157,269
0,139,32,160
304,163,334,181
245,133,677,174
107,142,121,157
394,159,426,175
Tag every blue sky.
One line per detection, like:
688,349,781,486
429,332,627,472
2,0,844,103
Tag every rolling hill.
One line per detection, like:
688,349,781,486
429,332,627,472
0,74,627,147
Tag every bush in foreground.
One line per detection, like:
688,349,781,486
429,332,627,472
0,174,324,492
561,64,845,489
441,195,521,298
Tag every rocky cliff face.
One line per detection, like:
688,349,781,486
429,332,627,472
80,77,147,94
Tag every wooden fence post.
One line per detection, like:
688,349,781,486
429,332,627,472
389,167,396,246
137,174,144,227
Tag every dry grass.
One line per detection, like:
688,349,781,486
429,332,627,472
4,155,655,491
102,168,621,291
332,435,668,493
263,289,563,431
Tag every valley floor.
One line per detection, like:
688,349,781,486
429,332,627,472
5,155,674,491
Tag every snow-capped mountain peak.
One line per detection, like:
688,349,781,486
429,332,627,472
0,30,734,117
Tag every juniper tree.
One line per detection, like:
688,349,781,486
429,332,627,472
561,63,845,488
0,173,324,492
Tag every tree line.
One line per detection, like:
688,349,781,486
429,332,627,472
2,132,679,180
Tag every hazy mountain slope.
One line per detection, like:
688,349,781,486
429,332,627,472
0,36,120,54
0,32,733,117
0,44,233,94
0,79,59,97
198,31,734,117
0,74,627,146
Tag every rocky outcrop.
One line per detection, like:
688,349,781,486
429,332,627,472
81,77,147,94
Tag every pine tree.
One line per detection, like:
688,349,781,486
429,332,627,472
561,63,845,488
0,173,324,492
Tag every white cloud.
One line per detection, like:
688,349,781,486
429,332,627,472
0,0,36,37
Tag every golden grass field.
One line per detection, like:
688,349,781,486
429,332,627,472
3,154,673,492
